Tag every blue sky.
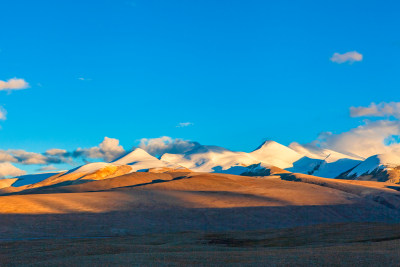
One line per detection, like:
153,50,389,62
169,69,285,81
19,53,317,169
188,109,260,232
1,0,400,174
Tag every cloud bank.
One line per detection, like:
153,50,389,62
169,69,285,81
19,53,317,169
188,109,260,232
0,136,199,178
302,120,400,158
138,136,199,156
0,137,127,176
350,102,400,119
74,137,126,162
295,102,400,158
0,149,69,165
330,51,363,64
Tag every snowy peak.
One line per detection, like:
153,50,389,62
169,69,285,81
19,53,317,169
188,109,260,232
112,148,157,165
161,141,305,172
373,153,400,166
68,148,179,177
250,140,303,169
253,140,284,151
289,142,364,163
348,153,400,178
250,141,363,178
252,140,301,158
111,148,184,172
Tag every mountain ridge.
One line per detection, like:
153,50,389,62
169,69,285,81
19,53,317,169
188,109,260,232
3,140,400,187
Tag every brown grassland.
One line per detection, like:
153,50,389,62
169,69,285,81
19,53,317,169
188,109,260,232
1,172,400,266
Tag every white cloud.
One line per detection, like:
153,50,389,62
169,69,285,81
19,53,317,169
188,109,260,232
0,162,26,178
330,51,363,64
0,149,70,165
45,148,68,156
74,137,126,162
0,151,17,162
293,102,400,158
77,77,92,81
8,150,50,165
0,107,6,120
0,79,28,124
38,165,57,172
176,122,193,128
0,139,124,166
350,102,400,118
0,137,196,167
138,136,199,156
0,78,29,91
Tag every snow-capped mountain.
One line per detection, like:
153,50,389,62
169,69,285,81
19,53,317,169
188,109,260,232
289,142,364,163
311,158,363,178
70,148,185,175
161,140,367,178
287,142,364,178
112,148,162,165
161,145,260,172
249,141,304,169
112,148,182,172
5,140,400,188
340,153,400,182
15,149,187,188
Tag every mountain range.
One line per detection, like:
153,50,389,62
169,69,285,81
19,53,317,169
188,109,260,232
7,140,400,188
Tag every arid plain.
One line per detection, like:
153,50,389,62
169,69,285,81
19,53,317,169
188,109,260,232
1,170,400,266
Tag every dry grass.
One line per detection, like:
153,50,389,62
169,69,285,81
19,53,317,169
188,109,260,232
2,223,400,266
1,172,400,265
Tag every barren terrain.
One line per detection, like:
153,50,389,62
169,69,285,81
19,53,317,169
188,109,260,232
1,172,400,266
